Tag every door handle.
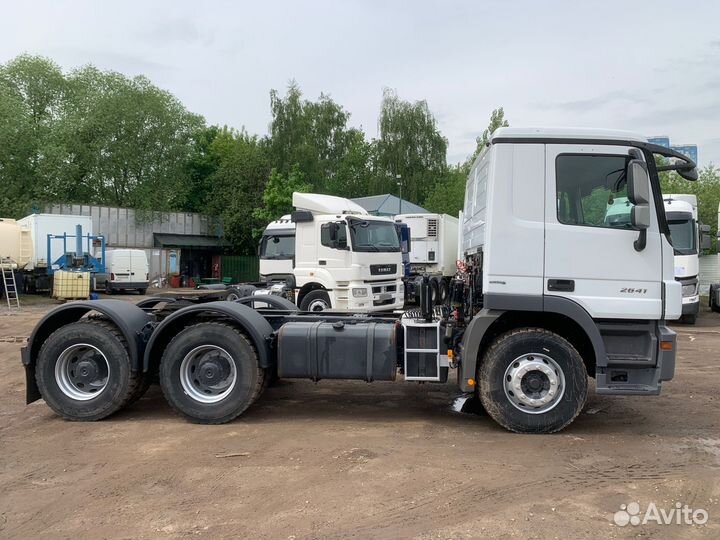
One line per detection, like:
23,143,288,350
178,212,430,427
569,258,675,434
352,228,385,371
548,279,575,292
318,260,327,265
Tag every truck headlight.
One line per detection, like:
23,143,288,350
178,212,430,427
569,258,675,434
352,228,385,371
352,287,368,298
681,283,697,297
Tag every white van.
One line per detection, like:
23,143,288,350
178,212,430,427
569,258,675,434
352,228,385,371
99,249,149,294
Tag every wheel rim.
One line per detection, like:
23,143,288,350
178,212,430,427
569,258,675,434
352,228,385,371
503,353,565,414
308,298,329,311
226,292,240,301
179,345,237,404
55,344,110,401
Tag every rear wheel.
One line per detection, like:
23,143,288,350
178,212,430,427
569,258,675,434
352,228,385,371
438,279,449,305
35,319,144,421
159,322,264,424
430,278,440,306
137,288,147,295
478,328,588,434
299,290,332,311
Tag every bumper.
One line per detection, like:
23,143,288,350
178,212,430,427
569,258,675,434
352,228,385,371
107,281,148,290
681,296,700,316
337,281,404,312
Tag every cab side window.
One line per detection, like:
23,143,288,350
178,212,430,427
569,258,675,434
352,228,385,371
320,222,348,249
556,154,634,228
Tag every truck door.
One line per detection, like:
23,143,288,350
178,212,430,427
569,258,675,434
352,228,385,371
544,144,664,319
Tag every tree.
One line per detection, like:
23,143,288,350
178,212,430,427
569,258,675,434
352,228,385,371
0,55,67,216
464,107,509,171
424,107,510,216
60,67,203,210
659,163,720,252
253,165,311,226
374,89,448,204
204,129,271,253
267,82,370,195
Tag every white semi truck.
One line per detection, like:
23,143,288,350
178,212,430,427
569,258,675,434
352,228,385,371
21,127,697,434
258,193,405,312
395,213,459,305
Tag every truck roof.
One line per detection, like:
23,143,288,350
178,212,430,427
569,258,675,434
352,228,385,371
491,127,648,144
293,192,368,216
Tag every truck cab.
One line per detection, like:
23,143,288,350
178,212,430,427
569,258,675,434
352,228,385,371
663,195,700,323
259,193,405,312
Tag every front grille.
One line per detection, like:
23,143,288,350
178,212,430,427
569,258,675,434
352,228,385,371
372,284,397,294
370,264,397,275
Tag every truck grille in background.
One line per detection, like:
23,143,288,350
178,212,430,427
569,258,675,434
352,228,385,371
372,284,397,294
370,264,397,275
427,219,438,237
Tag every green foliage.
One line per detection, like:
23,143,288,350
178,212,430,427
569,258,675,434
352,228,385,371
464,107,509,172
424,108,511,216
267,82,367,194
204,129,271,254
423,166,467,216
660,164,720,252
374,89,448,205
253,165,311,227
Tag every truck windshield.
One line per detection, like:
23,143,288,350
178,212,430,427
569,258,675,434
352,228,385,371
347,218,401,252
668,218,696,255
260,234,295,259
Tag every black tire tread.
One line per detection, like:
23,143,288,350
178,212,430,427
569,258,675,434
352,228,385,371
159,322,265,424
36,318,143,421
478,327,587,434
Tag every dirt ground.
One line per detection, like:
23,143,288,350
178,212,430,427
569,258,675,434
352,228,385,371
1,296,719,540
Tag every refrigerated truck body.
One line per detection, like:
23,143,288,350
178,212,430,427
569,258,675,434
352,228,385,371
20,128,697,434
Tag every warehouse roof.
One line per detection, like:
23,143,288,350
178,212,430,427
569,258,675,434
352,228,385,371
154,234,227,248
352,194,428,216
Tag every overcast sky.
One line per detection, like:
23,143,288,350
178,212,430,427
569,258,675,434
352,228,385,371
2,0,719,166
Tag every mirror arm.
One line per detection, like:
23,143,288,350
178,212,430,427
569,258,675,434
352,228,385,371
634,230,647,252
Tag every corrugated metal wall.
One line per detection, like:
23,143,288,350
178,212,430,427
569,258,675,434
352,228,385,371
43,204,218,248
700,255,720,294
221,256,259,283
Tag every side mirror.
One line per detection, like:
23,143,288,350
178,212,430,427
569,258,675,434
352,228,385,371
627,159,651,251
627,159,650,206
700,224,712,251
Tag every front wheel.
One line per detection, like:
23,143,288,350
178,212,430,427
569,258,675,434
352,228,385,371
478,328,588,434
159,322,264,424
680,313,697,325
299,290,331,311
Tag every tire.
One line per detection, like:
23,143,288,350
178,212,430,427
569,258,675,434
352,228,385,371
137,288,147,295
710,285,720,313
299,290,332,311
429,278,440,306
680,313,697,325
478,328,588,434
35,319,145,421
159,322,265,424
105,282,116,295
438,279,449,305
224,287,242,301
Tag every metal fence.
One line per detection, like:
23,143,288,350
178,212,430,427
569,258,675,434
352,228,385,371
221,255,259,283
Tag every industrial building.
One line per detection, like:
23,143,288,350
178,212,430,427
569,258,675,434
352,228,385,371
43,204,226,282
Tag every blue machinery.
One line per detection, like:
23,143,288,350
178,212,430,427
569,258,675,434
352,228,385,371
46,224,106,275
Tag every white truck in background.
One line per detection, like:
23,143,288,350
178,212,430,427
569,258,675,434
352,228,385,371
662,194,703,323
394,213,458,305
258,193,405,312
